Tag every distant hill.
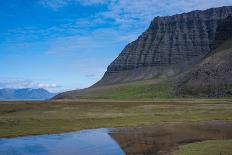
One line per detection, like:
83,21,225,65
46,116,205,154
0,88,56,100
53,6,232,100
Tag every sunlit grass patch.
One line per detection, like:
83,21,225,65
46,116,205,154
175,140,232,155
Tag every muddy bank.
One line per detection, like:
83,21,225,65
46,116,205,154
110,121,232,155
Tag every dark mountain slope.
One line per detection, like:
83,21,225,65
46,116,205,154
53,39,232,100
94,6,232,86
175,39,232,97
175,15,232,97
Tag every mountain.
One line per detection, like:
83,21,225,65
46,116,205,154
94,6,232,86
53,6,232,100
53,39,232,100
174,15,232,97
174,40,232,97
0,88,56,100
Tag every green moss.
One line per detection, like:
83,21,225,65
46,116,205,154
175,140,232,155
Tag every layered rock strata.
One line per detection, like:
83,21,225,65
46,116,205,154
95,6,232,86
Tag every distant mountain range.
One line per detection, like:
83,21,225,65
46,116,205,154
54,6,232,100
0,88,56,100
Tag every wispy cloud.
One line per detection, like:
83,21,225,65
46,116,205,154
77,0,110,5
2,0,232,91
45,27,138,55
97,0,232,28
39,0,232,33
39,0,71,10
39,0,109,9
0,77,62,92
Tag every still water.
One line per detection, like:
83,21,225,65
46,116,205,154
1,121,232,155
0,128,125,155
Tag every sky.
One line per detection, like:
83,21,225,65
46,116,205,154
1,0,232,92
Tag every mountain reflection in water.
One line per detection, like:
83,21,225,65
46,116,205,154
0,121,232,155
110,121,232,155
0,128,125,155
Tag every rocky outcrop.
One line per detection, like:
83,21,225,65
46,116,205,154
95,6,232,86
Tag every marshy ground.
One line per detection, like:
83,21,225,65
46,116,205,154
111,121,232,155
0,99,232,154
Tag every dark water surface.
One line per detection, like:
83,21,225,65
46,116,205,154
0,128,125,155
111,121,232,155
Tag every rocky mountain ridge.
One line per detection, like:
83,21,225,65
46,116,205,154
94,6,232,86
53,6,232,99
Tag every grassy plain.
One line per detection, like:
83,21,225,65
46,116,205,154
174,140,232,155
0,99,232,137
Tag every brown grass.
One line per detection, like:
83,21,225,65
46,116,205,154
0,99,232,137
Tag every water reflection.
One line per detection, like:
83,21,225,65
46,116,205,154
0,121,231,155
0,128,125,155
110,121,232,155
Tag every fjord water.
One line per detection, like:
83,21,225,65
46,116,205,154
0,128,125,155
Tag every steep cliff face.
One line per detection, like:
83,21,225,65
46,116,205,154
95,6,232,86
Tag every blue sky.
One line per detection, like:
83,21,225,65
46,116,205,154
1,0,232,92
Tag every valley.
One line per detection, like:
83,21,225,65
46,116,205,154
1,5,232,155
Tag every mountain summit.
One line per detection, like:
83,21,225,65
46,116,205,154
94,6,232,86
54,6,232,100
